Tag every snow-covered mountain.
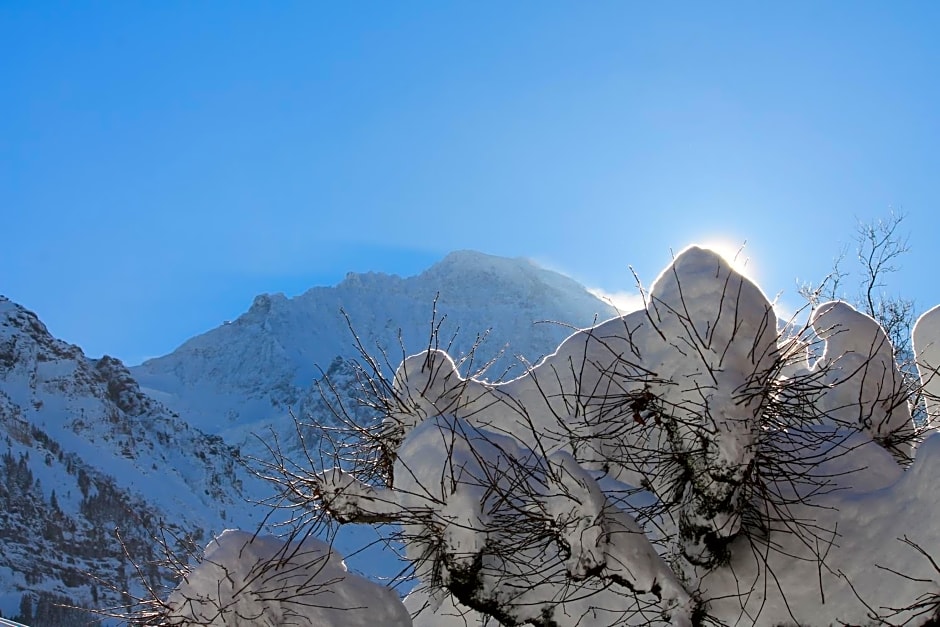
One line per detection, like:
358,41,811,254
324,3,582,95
0,297,265,624
132,250,618,446
0,251,618,624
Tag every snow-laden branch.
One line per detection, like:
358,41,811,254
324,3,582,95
316,415,693,626
807,300,915,460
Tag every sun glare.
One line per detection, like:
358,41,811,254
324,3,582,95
696,238,755,282
689,238,795,325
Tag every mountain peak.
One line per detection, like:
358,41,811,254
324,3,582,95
132,251,618,435
427,250,537,275
1,296,48,335
0,295,261,620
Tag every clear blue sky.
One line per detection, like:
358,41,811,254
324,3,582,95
3,2,940,365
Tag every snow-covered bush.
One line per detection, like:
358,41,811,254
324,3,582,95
162,529,411,626
164,244,940,626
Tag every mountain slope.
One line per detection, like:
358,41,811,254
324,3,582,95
0,297,264,623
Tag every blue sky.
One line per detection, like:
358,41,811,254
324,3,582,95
3,3,940,365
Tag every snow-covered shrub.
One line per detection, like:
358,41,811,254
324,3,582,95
167,245,940,626
162,530,411,626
